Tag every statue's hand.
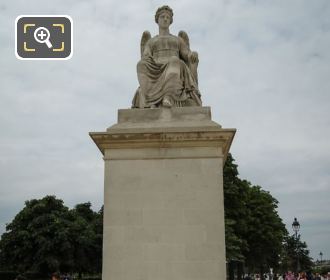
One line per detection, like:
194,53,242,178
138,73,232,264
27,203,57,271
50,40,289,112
189,51,199,64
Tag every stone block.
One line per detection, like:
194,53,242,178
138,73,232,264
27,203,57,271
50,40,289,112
105,209,143,226
185,244,223,261
142,209,183,225
143,244,185,261
89,107,235,280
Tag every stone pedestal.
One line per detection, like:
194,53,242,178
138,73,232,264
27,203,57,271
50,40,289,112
90,107,235,280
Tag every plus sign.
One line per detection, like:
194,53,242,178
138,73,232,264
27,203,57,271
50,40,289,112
37,30,47,40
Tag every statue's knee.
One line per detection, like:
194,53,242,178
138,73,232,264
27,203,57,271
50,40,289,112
166,71,180,81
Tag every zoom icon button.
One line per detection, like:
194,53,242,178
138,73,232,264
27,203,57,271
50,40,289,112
15,15,73,60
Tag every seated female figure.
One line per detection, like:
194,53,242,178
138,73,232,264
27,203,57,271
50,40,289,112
132,6,202,108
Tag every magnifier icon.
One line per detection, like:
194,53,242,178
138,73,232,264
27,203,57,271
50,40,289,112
34,27,53,48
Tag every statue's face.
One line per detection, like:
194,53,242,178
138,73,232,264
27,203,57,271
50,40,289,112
158,11,172,28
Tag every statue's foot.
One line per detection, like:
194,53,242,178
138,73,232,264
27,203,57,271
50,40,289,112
162,96,173,108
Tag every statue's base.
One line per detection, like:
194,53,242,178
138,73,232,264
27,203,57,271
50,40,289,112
90,107,235,280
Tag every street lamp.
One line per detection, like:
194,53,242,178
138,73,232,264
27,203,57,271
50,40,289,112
292,217,301,273
319,252,323,263
292,217,300,239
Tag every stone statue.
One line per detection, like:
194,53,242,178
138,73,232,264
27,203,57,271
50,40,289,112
132,5,202,108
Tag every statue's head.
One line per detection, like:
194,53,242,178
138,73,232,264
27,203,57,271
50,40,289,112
155,5,173,24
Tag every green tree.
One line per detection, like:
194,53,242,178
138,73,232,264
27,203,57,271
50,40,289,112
0,196,103,276
281,235,313,272
243,185,287,273
223,154,248,261
0,196,74,273
223,154,287,276
70,203,103,277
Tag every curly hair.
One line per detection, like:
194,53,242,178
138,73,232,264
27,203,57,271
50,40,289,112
155,5,173,24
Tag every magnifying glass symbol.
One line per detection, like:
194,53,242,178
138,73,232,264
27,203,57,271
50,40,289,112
34,27,53,48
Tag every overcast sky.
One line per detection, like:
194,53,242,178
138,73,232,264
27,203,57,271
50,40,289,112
1,0,329,262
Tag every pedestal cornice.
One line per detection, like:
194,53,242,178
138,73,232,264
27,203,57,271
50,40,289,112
89,107,236,161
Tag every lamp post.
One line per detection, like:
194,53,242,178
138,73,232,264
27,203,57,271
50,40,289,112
319,252,323,263
292,217,300,273
292,217,300,238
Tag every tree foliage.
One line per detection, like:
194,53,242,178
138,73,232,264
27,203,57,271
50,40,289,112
71,202,103,275
0,196,102,275
224,154,289,273
223,154,249,261
281,235,313,272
